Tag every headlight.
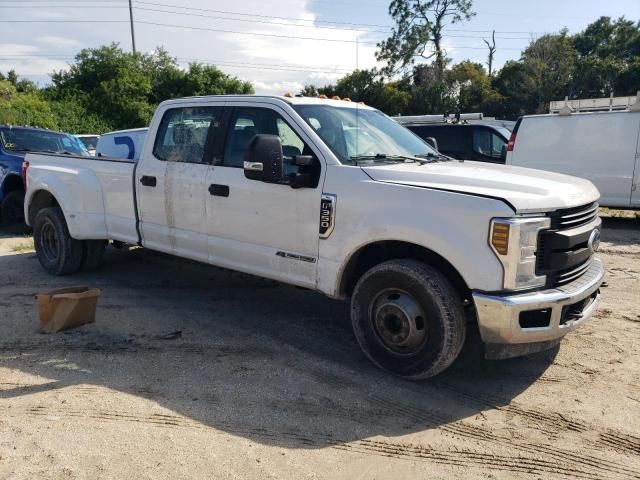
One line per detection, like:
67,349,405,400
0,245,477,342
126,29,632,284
489,217,551,290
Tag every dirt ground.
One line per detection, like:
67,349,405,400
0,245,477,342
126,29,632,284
0,214,639,480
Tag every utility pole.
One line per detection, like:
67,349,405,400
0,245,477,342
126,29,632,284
128,0,137,54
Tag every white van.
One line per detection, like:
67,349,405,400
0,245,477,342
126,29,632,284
95,127,148,161
505,108,640,209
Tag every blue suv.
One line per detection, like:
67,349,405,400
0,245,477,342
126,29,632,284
0,126,88,226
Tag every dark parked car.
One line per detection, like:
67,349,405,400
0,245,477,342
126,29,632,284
0,126,88,226
399,122,511,163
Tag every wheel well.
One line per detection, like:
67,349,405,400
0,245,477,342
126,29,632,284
2,175,24,195
339,241,471,301
28,190,59,224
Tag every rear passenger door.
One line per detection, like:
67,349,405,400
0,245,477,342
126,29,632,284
137,104,225,261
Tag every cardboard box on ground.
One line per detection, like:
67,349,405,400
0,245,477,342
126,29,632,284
36,287,101,333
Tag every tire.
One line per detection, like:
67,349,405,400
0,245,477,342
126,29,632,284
81,240,107,271
351,259,466,380
33,207,83,275
1,190,25,226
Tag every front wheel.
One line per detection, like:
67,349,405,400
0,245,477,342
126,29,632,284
351,259,466,380
33,207,83,275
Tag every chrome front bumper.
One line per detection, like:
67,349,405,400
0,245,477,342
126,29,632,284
473,257,605,346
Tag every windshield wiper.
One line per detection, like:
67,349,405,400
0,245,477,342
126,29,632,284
42,149,76,155
415,152,453,162
7,147,35,153
350,153,431,165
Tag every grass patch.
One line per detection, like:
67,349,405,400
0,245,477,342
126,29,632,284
11,239,35,253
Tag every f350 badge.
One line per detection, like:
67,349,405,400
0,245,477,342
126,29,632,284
319,194,337,239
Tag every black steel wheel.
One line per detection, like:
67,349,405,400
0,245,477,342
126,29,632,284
33,207,83,275
351,259,466,380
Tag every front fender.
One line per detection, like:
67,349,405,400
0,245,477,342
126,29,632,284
318,166,514,297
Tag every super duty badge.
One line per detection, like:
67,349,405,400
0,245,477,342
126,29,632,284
319,194,336,239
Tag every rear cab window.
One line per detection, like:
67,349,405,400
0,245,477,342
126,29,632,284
153,106,222,164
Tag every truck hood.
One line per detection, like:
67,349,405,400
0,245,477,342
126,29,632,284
361,160,600,213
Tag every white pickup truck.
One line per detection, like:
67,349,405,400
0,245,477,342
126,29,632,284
24,95,605,379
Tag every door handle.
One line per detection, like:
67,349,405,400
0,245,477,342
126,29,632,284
209,184,230,197
140,175,157,187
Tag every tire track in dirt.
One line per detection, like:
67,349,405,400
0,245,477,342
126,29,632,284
0,340,272,357
3,339,639,475
0,404,614,480
431,380,640,457
366,395,640,479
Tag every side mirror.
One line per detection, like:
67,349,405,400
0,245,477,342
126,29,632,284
425,137,439,152
243,134,283,183
291,154,315,166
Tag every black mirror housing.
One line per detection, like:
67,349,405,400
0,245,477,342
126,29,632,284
244,134,283,183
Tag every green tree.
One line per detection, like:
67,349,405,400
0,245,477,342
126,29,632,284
312,69,410,115
377,0,475,79
50,44,155,128
572,16,640,97
50,43,254,130
299,85,320,97
0,81,58,128
446,60,503,113
182,63,253,97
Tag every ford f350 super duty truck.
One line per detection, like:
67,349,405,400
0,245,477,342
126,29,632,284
24,95,605,379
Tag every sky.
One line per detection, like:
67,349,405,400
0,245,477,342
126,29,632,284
0,0,639,95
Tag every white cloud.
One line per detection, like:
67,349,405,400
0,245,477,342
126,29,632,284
37,36,83,49
3,0,385,94
0,44,40,56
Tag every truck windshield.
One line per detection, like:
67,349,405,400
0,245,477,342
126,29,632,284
0,127,88,155
293,105,439,164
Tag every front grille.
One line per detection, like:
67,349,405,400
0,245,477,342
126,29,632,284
537,203,600,288
553,259,592,286
551,202,599,229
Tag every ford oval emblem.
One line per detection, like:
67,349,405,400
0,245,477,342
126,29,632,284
588,229,601,253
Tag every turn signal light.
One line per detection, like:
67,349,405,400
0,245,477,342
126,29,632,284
491,223,510,255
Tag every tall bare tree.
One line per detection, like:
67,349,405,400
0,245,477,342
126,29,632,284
377,0,475,80
483,30,496,76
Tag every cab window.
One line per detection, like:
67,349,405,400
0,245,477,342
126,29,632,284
222,107,308,168
473,128,506,160
153,107,221,164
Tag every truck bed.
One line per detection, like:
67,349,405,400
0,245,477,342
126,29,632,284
25,152,139,244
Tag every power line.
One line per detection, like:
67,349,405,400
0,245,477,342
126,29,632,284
0,19,128,22
0,0,552,36
0,16,529,47
0,54,355,74
0,0,551,35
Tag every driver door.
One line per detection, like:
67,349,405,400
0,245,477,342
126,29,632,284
205,104,324,288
